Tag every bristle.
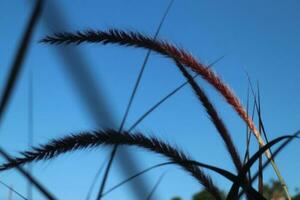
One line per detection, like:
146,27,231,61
176,62,243,172
41,29,260,142
0,130,222,200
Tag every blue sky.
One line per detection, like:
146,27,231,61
0,0,300,199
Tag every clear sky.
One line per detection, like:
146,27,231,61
0,0,300,199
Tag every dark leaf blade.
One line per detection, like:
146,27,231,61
227,132,300,199
0,0,42,124
0,130,223,200
102,160,264,200
0,147,56,200
176,61,243,174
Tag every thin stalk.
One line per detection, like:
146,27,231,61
257,83,263,194
42,29,271,168
237,131,300,198
246,73,273,153
146,172,166,200
97,1,175,199
243,94,256,186
128,55,224,131
0,147,56,200
0,0,42,124
0,130,223,200
42,2,147,199
0,181,28,200
228,134,298,199
84,158,107,200
27,71,33,200
176,61,243,172
245,87,250,181
42,26,289,198
246,73,290,199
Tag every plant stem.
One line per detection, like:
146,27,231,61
255,131,291,200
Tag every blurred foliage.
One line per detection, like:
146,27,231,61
171,197,182,200
192,190,226,200
263,179,284,199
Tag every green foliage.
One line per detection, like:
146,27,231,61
192,190,226,200
263,179,284,199
171,180,300,199
293,194,300,200
263,180,300,199
171,197,182,200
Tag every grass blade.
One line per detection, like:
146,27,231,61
176,61,243,173
257,83,263,194
146,172,167,200
0,130,223,200
0,0,42,124
97,1,175,198
41,29,272,166
238,130,300,198
227,132,300,199
41,29,259,141
245,72,290,198
84,158,107,200
128,55,225,131
250,130,300,186
42,2,151,198
41,27,289,199
0,180,28,200
0,147,56,200
102,160,263,199
27,70,34,200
